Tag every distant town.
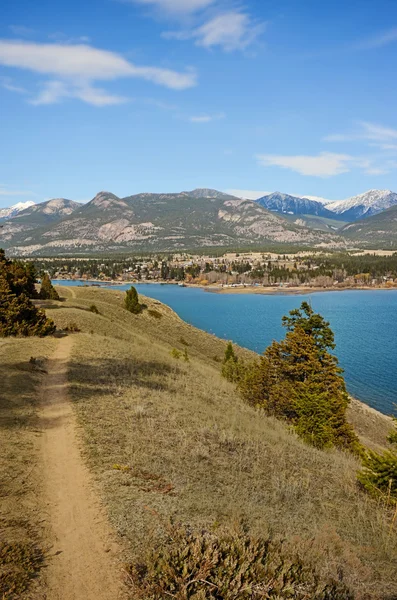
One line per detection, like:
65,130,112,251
30,250,397,290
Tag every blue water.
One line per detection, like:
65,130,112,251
56,281,397,416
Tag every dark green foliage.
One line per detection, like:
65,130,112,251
89,304,100,314
388,417,397,445
0,249,37,298
239,303,359,451
358,417,397,501
125,286,142,314
282,301,335,356
39,273,60,300
223,341,237,364
171,348,182,359
126,525,353,600
0,251,55,337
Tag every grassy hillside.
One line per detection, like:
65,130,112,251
38,285,397,598
341,204,397,248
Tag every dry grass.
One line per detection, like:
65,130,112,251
44,286,397,599
0,337,56,599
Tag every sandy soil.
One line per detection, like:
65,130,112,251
39,336,123,600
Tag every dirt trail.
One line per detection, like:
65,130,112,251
39,336,122,600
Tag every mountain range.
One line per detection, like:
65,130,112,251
0,189,343,255
1,187,397,255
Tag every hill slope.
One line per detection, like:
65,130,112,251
341,203,397,247
2,285,396,598
1,190,343,255
49,286,396,597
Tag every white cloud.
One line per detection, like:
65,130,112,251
256,152,352,178
356,27,397,50
131,0,215,14
165,11,265,51
0,75,27,94
225,189,271,200
325,121,397,146
30,80,128,107
0,40,197,105
189,112,224,123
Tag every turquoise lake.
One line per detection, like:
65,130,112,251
55,281,397,416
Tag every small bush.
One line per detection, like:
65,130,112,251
179,337,190,346
65,322,81,333
125,286,142,314
39,273,60,301
125,525,352,600
171,348,182,360
358,419,397,501
183,348,189,362
147,309,162,319
89,304,100,314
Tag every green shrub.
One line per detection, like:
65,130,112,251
39,273,60,301
125,286,142,314
358,417,397,501
89,304,100,314
171,348,182,360
125,525,353,599
183,348,189,362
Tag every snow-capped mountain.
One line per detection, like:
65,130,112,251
327,190,397,221
302,195,335,205
255,192,338,218
0,200,35,220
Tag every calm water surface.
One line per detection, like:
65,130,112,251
56,281,397,416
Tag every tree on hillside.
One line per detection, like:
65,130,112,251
239,303,359,451
0,249,55,337
0,274,55,337
0,249,38,298
358,416,397,500
125,286,142,314
39,273,60,300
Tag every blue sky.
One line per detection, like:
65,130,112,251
1,0,397,207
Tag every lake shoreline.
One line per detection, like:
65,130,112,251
55,278,397,297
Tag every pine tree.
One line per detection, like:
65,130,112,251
239,306,359,452
0,273,55,337
125,286,142,314
39,273,60,300
223,341,237,364
358,416,397,500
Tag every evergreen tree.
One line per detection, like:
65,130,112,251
358,416,397,500
0,274,55,337
125,286,142,314
39,273,60,300
239,306,359,452
223,341,237,364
